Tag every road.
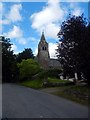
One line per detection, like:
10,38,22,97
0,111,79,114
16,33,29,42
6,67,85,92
0,84,2,120
2,83,88,118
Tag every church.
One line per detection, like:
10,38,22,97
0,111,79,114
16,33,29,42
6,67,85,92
36,32,61,69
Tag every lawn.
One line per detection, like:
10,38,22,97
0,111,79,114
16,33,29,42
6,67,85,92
48,77,71,83
20,77,72,89
20,79,43,89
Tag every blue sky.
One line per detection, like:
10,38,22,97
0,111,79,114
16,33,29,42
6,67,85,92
0,0,89,58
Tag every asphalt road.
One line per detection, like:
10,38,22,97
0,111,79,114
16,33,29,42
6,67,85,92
2,83,88,118
0,84,2,119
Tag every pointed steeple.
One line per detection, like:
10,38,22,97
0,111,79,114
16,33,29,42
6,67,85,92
40,31,46,42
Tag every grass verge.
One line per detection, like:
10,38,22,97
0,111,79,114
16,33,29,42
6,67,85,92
20,79,43,89
19,77,72,89
48,77,71,83
41,85,89,106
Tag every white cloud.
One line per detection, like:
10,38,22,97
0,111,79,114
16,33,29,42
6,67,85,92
69,3,83,16
7,4,22,22
2,4,22,25
45,23,59,39
34,48,38,56
30,0,84,39
11,43,22,54
72,8,83,16
3,25,39,46
49,43,58,58
11,43,17,52
4,25,23,39
3,25,28,45
30,0,65,39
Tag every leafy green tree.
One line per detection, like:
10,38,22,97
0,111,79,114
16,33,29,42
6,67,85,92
17,59,41,81
57,14,89,83
16,48,34,63
2,36,18,82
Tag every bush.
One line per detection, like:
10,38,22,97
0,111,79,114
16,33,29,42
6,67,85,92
46,68,62,78
17,59,41,81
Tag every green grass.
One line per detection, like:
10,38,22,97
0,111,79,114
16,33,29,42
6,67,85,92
20,79,43,89
48,77,71,83
20,77,72,89
49,85,89,106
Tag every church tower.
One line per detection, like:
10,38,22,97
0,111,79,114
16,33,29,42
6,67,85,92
37,32,50,69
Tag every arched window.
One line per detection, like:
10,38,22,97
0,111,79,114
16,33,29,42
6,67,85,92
45,47,46,50
42,46,44,50
42,46,47,50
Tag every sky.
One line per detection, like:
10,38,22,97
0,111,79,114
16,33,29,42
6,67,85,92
0,0,89,58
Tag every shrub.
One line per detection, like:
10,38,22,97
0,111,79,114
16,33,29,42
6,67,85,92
17,59,41,81
46,68,62,78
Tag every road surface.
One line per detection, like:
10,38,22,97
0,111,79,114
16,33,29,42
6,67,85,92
2,83,88,118
0,84,2,119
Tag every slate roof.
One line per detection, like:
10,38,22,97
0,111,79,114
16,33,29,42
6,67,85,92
49,59,61,68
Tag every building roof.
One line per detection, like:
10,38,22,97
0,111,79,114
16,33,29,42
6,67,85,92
49,59,61,68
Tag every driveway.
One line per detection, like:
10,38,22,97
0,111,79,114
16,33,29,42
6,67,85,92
2,83,88,118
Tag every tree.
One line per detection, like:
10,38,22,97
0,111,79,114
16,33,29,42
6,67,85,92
2,36,18,82
57,14,89,83
81,23,90,84
16,48,34,63
17,59,41,81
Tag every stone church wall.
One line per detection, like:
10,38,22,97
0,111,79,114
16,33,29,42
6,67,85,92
37,32,61,69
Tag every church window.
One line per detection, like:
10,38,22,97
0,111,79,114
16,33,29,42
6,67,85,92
42,46,46,50
45,47,46,50
42,46,44,50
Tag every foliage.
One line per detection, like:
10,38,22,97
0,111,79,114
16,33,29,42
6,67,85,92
81,23,90,83
1,36,36,83
57,14,90,83
17,59,41,81
32,68,62,81
32,70,47,80
16,48,34,63
47,69,62,78
2,36,18,82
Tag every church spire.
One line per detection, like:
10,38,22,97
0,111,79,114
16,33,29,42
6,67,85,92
40,31,46,42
